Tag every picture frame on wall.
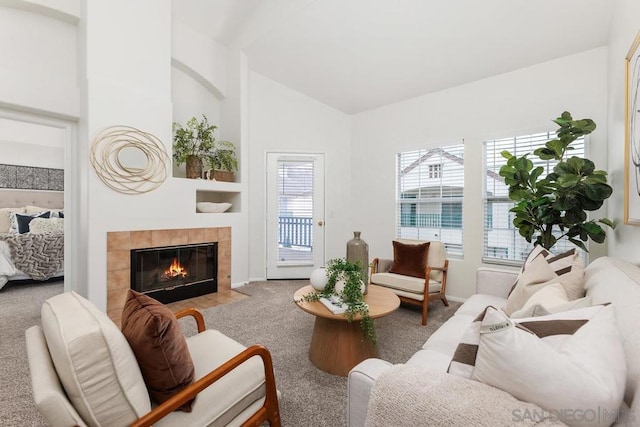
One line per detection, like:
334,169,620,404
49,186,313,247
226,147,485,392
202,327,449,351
624,30,640,225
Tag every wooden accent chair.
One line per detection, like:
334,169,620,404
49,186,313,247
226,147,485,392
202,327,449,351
25,292,281,427
370,239,449,325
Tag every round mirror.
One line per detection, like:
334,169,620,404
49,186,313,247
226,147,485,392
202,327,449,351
116,145,149,173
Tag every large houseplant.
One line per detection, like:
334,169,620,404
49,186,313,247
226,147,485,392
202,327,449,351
499,111,614,251
302,258,375,343
172,115,219,179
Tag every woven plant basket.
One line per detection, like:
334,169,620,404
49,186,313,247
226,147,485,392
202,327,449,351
213,170,235,182
185,155,202,179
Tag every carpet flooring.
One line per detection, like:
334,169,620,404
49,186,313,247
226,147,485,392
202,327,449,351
0,279,460,426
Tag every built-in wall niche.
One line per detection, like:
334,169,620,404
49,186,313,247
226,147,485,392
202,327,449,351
196,189,241,213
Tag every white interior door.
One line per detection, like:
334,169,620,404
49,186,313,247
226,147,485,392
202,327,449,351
266,152,325,279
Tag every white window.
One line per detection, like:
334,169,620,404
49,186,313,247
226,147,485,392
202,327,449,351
397,145,464,257
483,132,585,265
428,164,442,178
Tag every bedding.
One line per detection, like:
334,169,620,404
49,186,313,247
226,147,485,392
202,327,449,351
0,231,64,289
0,193,65,289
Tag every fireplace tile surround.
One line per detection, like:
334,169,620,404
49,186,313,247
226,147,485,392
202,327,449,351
106,227,231,325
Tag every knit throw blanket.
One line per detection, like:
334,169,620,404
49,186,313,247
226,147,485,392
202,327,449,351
365,365,566,427
2,232,64,280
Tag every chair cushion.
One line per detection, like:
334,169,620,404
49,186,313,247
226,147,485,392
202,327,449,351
371,272,441,296
389,240,430,278
41,292,150,426
121,290,196,411
25,326,87,427
448,305,626,427
155,330,266,427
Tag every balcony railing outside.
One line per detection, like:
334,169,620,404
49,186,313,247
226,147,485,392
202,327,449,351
279,216,313,249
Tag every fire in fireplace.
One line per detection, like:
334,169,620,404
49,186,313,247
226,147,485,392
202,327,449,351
130,242,218,304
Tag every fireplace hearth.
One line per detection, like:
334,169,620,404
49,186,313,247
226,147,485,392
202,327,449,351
130,242,218,304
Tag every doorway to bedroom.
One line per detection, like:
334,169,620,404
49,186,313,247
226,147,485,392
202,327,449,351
0,109,70,293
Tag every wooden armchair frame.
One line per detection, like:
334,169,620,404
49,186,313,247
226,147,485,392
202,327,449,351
370,259,449,326
130,308,281,427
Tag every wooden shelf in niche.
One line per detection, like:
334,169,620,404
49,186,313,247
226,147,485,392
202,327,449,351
196,190,240,213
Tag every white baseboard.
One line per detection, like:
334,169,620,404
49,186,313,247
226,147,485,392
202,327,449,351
445,295,467,303
248,277,267,283
231,281,249,289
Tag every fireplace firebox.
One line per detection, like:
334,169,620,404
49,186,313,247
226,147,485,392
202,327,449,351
130,242,218,304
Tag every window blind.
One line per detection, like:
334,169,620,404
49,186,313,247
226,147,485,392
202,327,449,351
277,160,314,264
483,132,585,265
397,144,464,257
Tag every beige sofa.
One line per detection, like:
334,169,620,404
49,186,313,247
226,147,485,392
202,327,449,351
348,256,640,426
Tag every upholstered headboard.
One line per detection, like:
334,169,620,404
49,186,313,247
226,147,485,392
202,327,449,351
0,189,64,209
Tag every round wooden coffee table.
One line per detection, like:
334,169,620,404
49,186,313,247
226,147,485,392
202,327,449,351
293,284,400,377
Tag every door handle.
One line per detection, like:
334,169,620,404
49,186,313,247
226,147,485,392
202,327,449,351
318,221,324,226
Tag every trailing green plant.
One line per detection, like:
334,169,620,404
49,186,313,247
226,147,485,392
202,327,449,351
172,115,218,166
207,140,238,172
301,258,376,344
499,111,614,252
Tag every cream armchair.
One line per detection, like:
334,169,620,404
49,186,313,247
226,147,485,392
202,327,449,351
25,291,281,427
370,239,449,325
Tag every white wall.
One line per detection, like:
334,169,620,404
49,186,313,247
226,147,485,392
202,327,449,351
248,72,352,280
0,4,78,118
351,47,609,299
171,65,223,178
606,0,640,262
78,0,246,309
0,117,65,168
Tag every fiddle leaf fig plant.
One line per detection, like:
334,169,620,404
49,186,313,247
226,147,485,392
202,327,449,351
499,111,614,252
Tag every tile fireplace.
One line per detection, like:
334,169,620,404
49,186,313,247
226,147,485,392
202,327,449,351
130,242,218,304
106,227,231,324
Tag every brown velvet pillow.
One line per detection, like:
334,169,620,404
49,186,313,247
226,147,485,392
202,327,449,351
389,241,430,279
121,290,196,412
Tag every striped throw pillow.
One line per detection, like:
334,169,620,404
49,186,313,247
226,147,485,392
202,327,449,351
504,246,584,315
448,305,625,427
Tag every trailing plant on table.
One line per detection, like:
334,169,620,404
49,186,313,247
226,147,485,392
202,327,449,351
301,258,376,344
498,111,614,252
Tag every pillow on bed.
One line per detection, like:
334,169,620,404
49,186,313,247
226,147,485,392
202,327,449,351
0,207,25,233
29,217,64,234
9,211,51,234
26,205,63,218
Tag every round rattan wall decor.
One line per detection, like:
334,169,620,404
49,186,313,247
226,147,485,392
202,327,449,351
90,126,169,194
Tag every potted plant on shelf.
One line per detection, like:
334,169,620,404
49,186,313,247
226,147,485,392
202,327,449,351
302,258,375,343
499,111,614,252
172,115,218,179
207,140,238,182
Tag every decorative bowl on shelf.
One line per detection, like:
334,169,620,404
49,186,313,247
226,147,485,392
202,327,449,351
196,202,232,213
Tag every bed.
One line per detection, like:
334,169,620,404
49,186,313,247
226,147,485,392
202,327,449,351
0,189,64,289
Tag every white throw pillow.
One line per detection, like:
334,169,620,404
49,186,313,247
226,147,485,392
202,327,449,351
29,217,64,234
510,282,568,318
511,294,593,319
0,207,24,233
449,305,626,427
504,247,584,315
41,292,151,425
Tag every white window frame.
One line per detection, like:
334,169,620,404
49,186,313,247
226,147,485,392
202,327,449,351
397,144,464,257
483,131,586,265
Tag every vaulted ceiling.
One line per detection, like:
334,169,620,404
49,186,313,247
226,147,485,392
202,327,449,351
173,0,613,114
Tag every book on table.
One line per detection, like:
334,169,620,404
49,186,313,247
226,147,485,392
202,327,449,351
319,295,347,314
